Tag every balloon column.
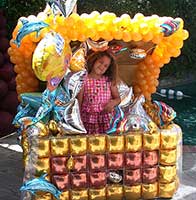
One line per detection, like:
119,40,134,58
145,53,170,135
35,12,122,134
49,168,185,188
8,7,189,99
0,9,19,136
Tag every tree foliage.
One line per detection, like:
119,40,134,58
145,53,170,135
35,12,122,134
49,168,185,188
3,0,196,77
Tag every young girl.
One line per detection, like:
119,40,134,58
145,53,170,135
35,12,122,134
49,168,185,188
77,51,121,134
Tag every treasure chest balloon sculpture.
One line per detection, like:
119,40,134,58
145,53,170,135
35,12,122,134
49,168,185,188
9,0,188,199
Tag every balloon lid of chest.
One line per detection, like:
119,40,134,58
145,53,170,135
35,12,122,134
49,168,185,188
8,1,188,99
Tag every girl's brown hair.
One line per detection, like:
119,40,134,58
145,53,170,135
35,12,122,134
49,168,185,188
86,50,118,84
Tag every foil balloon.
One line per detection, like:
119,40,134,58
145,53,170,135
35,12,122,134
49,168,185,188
87,38,109,52
108,172,122,183
46,0,67,17
13,18,49,47
20,174,62,200
48,120,59,135
106,106,124,134
108,44,128,55
32,31,71,90
70,46,86,72
13,92,42,125
58,99,87,134
56,70,87,134
107,82,133,134
65,0,77,16
14,70,87,134
122,114,149,132
128,48,147,60
153,100,176,127
62,69,87,99
160,19,180,37
118,81,134,109
20,92,42,110
128,95,152,121
47,0,77,17
118,95,153,133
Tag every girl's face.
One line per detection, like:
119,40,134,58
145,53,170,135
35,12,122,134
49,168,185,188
91,55,111,76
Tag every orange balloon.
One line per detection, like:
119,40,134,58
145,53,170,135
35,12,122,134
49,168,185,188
142,32,153,42
14,65,25,73
122,31,132,42
132,32,142,41
134,85,142,94
182,30,189,40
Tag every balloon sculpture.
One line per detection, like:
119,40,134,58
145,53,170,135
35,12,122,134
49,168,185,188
8,4,188,99
8,1,188,200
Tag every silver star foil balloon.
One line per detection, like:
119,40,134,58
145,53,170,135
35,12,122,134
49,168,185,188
118,81,134,109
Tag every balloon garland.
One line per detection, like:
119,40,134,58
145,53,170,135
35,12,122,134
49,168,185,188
8,6,189,100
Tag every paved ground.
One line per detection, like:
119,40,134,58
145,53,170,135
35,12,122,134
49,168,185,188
0,133,196,200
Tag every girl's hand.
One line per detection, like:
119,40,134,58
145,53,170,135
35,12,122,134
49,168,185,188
103,100,115,112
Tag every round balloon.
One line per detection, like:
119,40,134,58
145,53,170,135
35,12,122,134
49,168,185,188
32,32,71,84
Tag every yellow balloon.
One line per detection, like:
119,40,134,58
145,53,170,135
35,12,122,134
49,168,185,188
70,47,86,72
32,32,71,82
182,30,189,40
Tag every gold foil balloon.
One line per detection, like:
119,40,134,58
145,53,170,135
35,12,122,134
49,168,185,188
48,120,58,135
107,185,123,200
142,182,158,199
124,185,141,200
88,135,106,154
50,138,69,156
89,188,106,200
37,139,50,158
70,46,86,72
32,32,71,87
35,121,49,137
67,156,75,170
159,181,177,198
71,189,88,200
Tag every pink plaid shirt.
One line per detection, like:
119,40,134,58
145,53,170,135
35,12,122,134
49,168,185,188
82,76,112,112
81,76,113,125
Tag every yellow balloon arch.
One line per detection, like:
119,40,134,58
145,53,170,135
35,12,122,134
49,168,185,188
8,7,189,100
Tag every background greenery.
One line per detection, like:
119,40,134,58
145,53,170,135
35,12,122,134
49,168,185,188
2,0,196,78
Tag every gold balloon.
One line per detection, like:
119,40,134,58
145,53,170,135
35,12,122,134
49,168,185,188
142,182,158,199
143,132,160,150
32,32,71,81
70,136,87,155
159,165,177,183
35,158,50,174
160,128,178,150
37,139,50,158
148,121,159,134
71,189,88,200
107,185,123,200
88,135,106,154
67,156,75,170
36,121,49,137
48,120,58,135
50,138,69,156
60,191,69,200
125,132,142,152
70,47,86,72
107,135,124,153
160,149,177,165
159,181,177,198
124,185,141,200
89,188,106,200
34,192,52,200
